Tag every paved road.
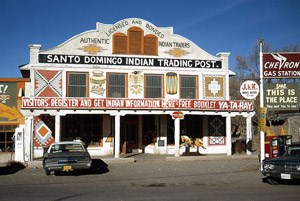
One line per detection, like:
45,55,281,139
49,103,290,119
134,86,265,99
0,155,299,201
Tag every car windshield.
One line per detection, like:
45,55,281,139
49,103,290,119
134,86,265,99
50,143,85,153
285,146,300,157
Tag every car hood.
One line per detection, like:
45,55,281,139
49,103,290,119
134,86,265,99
264,156,300,164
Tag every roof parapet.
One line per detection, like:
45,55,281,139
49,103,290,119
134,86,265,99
28,44,41,64
217,52,230,70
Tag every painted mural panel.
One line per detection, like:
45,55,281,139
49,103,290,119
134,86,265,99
0,82,22,122
90,70,106,96
203,75,225,99
34,116,55,147
208,116,225,145
35,70,62,97
129,72,143,96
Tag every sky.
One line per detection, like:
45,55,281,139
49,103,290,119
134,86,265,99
1,0,299,78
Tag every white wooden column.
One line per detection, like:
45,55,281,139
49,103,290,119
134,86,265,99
114,114,121,158
245,112,255,155
24,115,34,161
174,118,180,157
55,114,61,142
226,115,232,156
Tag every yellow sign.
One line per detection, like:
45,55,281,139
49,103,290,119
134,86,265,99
0,103,23,121
259,107,267,132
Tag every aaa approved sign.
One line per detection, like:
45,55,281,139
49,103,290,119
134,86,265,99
240,80,259,99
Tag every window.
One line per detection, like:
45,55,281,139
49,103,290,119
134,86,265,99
67,72,88,97
0,124,16,152
145,74,162,98
128,27,143,54
108,73,126,98
144,35,158,55
112,27,158,56
113,33,127,54
61,114,103,146
180,75,197,99
50,144,84,153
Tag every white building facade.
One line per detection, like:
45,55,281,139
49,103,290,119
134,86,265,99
19,18,254,161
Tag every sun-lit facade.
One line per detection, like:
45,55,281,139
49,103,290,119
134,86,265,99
19,18,254,161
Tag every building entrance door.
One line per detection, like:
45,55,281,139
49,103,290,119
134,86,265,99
121,120,138,154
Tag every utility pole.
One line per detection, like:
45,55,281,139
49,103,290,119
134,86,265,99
258,39,265,170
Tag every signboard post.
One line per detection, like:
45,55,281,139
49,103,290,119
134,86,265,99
258,39,265,170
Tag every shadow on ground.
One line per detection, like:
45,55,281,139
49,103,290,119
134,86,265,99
0,161,26,175
53,159,109,176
